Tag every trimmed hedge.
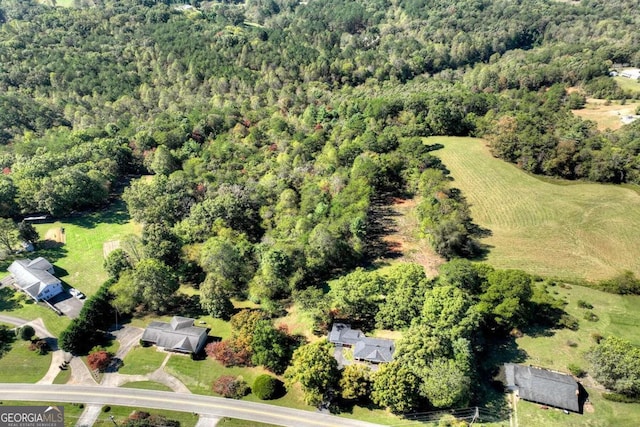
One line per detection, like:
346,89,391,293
253,374,282,400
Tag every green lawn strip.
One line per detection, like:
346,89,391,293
92,406,198,427
53,365,72,384
32,200,138,297
119,346,167,375
120,380,173,392
0,339,52,382
217,418,281,427
430,136,640,282
0,401,84,427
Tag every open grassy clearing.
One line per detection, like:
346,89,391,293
513,284,640,426
119,346,167,375
0,339,52,382
572,97,640,131
31,200,139,297
614,76,640,93
431,136,640,282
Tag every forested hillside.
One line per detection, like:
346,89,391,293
2,0,640,419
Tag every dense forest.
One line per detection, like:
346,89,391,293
1,0,640,416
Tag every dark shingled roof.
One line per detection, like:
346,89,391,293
141,316,208,354
504,363,580,412
329,323,395,363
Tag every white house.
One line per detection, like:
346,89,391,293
7,257,63,301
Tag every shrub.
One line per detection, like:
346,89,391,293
597,271,640,295
212,376,250,399
591,332,604,343
253,374,283,400
577,300,593,309
567,363,586,378
19,325,35,341
28,339,50,355
88,350,113,372
103,406,111,413
566,340,578,348
559,314,579,331
583,311,599,322
205,340,251,367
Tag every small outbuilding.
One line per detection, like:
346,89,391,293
503,363,581,413
141,316,209,354
7,257,63,301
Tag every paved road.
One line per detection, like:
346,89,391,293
0,384,383,427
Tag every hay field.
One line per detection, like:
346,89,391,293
431,136,640,282
572,98,640,131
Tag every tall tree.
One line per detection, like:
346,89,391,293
284,339,340,406
0,218,17,253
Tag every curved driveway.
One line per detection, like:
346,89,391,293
0,384,382,427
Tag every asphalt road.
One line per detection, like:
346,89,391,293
0,384,383,427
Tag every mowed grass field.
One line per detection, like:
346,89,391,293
430,136,640,282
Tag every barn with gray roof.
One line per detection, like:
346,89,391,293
504,363,581,412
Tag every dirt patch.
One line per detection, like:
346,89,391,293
41,228,66,248
103,240,121,258
584,402,595,413
572,98,640,131
380,197,444,277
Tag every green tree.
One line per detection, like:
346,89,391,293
376,263,431,330
17,220,38,244
103,248,132,280
133,258,179,313
339,363,371,401
476,269,533,330
0,218,17,253
19,325,35,341
420,358,471,409
330,268,384,328
284,339,340,406
421,286,478,340
251,320,293,374
371,360,421,413
200,275,235,320
0,325,14,358
587,336,640,397
253,374,282,400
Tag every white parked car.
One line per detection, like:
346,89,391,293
69,288,85,299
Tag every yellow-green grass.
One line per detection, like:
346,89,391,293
572,98,640,131
53,364,72,384
0,340,52,382
431,136,640,282
92,406,198,427
615,76,640,94
515,284,640,426
217,418,281,427
119,346,167,375
32,200,139,297
121,380,173,392
0,402,84,427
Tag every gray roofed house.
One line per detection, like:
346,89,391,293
7,257,63,301
504,363,580,412
329,323,395,364
141,316,209,354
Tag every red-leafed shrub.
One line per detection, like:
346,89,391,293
205,340,251,367
87,350,113,372
212,375,249,399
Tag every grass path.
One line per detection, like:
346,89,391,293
431,136,640,281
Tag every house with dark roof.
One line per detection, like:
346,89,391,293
329,323,395,364
504,363,581,412
7,257,63,301
141,316,209,354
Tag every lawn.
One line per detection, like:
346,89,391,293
431,136,640,282
614,76,640,94
513,284,640,426
0,289,70,337
0,339,52,382
119,346,167,375
30,200,139,297
121,380,173,392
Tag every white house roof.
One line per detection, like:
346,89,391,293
8,257,60,300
